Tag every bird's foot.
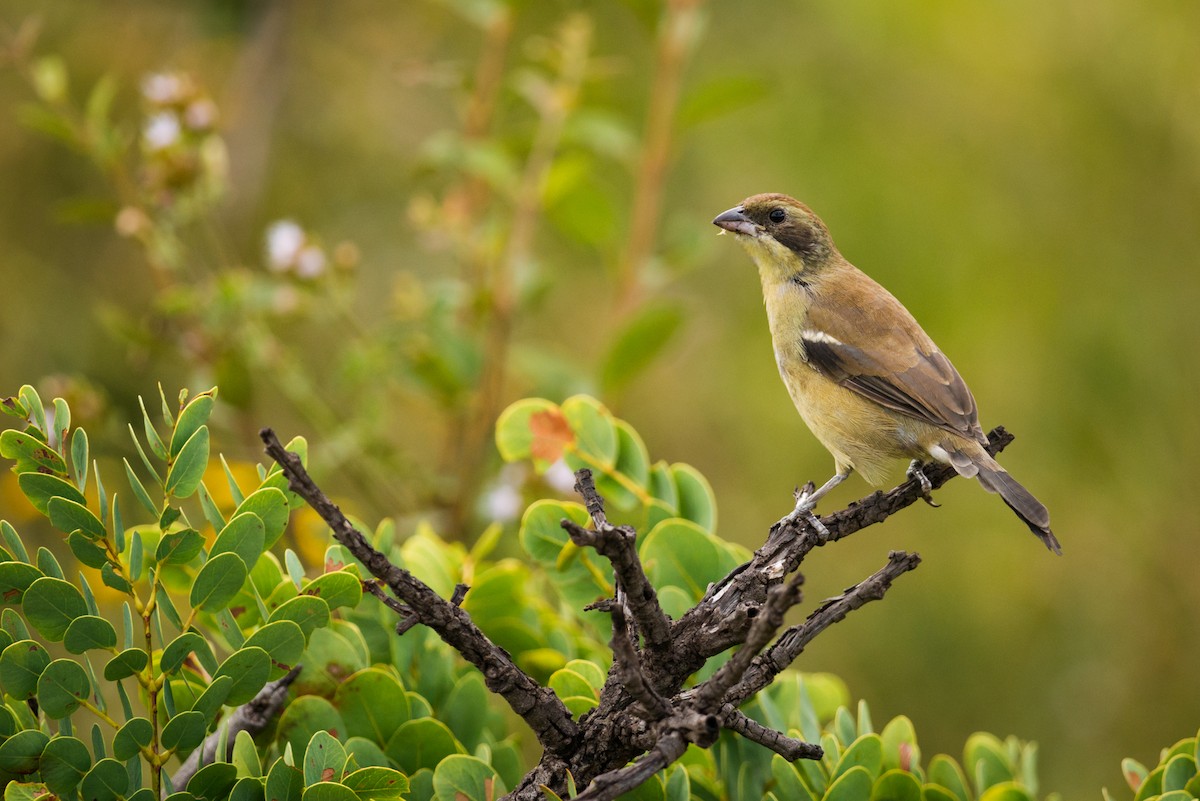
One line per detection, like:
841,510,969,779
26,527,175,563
906,460,940,507
779,482,830,539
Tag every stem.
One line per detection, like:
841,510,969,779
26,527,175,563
448,15,593,536
615,0,705,312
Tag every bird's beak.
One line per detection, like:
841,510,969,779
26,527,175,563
712,206,757,237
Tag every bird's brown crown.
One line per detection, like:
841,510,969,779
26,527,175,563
738,193,835,263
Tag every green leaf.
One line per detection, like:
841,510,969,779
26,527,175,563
385,718,462,775
0,729,49,775
834,732,882,778
977,783,1035,801
302,571,363,611
639,518,741,602
139,396,168,461
771,756,818,801
166,425,210,499
171,390,216,457
123,458,159,516
234,488,290,550
440,672,489,751
342,767,410,801
0,639,51,699
432,755,501,801
599,302,685,397
188,762,238,800
36,546,64,579
191,552,248,612
928,755,971,801
70,429,89,490
38,658,91,718
101,562,132,593
68,531,109,569
964,733,1013,790
18,386,46,434
1,429,67,476
161,632,217,675
265,759,303,801
233,729,262,779
157,528,205,565
881,715,920,772
0,521,30,563
231,777,267,801
495,398,572,471
333,668,410,744
519,500,589,566
244,621,306,679
211,513,266,571
186,677,229,728
80,757,129,801
1162,753,1196,792
671,463,716,532
47,497,105,540
871,769,922,801
562,395,617,470
213,646,272,705
112,717,153,761
824,766,873,801
21,577,87,641
268,595,331,640
198,482,227,532
344,738,391,770
40,735,92,795
63,615,117,654
276,696,346,767
0,394,28,419
304,730,348,785
103,648,148,681
302,783,359,801
17,472,86,516
0,562,43,604
161,710,208,752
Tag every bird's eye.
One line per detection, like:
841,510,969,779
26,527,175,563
768,208,786,223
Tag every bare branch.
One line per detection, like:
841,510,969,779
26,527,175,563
564,470,673,653
260,428,580,756
167,667,300,794
719,706,823,761
693,570,804,710
610,605,672,721
725,551,922,709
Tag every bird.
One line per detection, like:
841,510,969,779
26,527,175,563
712,193,1060,554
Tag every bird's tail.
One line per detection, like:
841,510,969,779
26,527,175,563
944,446,1061,555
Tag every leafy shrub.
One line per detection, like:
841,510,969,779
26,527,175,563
1112,732,1200,801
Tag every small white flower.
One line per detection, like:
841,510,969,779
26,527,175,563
184,98,218,130
265,220,305,271
544,459,577,493
142,112,181,151
295,245,327,279
141,72,185,105
484,484,523,522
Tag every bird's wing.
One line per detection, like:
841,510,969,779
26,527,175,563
802,271,985,443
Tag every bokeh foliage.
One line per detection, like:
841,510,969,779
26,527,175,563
0,1,1198,799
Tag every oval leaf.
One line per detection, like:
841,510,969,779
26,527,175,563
22,576,87,641
190,552,248,612
165,425,210,499
211,513,266,571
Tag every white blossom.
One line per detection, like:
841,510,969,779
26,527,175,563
142,112,181,151
265,220,305,272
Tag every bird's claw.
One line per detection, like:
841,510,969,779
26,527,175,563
907,461,940,507
779,483,830,539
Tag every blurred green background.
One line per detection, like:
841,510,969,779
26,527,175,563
1,1,1198,798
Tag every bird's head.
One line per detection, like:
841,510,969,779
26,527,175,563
712,193,837,280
